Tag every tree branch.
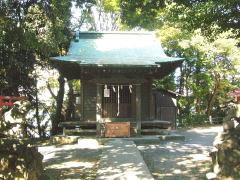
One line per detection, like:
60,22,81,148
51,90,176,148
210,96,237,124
47,82,57,100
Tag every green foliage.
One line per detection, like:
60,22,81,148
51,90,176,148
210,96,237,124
120,0,240,37
153,73,176,91
118,0,240,126
73,0,121,31
0,0,71,137
178,113,207,127
1,0,239,134
120,0,165,30
168,0,240,37
0,0,71,97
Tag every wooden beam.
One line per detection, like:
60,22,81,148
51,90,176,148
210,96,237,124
63,127,66,136
59,121,96,127
89,77,147,84
136,85,142,136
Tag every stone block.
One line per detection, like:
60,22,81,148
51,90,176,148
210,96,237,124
0,138,43,180
50,135,79,144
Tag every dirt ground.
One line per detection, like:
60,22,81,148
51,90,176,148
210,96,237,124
38,126,222,180
138,126,222,180
38,140,102,180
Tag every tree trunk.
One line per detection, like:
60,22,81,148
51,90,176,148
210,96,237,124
51,74,65,135
35,86,42,137
195,65,201,113
206,75,221,118
193,57,201,113
178,65,184,95
206,91,218,118
195,98,201,113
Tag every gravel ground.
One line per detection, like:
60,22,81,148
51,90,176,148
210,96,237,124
138,126,223,180
38,140,102,180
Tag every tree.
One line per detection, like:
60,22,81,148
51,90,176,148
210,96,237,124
73,0,121,31
120,0,240,37
0,0,71,136
118,0,240,124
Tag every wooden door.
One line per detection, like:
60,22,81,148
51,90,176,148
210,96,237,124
102,85,133,118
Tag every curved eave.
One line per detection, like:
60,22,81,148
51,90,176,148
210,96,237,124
50,57,184,80
50,56,184,67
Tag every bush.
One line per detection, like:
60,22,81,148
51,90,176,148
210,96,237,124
178,113,207,127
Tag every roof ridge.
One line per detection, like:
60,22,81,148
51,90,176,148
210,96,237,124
73,31,155,35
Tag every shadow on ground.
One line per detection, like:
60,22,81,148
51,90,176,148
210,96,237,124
138,126,222,180
39,144,101,180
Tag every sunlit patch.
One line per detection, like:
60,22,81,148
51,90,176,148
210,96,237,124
189,154,210,161
77,139,100,149
137,126,223,179
42,152,56,161
173,169,182,174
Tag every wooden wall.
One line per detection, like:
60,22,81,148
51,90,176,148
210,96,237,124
81,79,155,125
154,90,177,128
82,81,97,122
141,82,151,121
79,79,178,133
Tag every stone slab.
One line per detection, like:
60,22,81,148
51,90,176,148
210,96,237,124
158,133,185,141
50,135,79,144
101,134,185,145
96,139,154,180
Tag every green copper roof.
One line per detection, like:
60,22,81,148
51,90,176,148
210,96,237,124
51,31,183,67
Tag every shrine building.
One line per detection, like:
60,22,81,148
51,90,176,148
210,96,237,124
51,31,183,137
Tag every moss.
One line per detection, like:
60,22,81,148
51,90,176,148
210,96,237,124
211,126,240,179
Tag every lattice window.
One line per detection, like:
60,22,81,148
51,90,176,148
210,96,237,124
102,85,132,118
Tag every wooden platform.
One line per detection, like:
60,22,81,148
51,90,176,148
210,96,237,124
59,121,96,136
142,120,171,128
59,120,172,136
141,120,171,135
59,121,96,128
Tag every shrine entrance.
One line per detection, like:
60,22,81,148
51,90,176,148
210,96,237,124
102,85,135,119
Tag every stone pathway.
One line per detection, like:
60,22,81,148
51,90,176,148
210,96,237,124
38,126,222,180
138,126,223,180
96,139,154,180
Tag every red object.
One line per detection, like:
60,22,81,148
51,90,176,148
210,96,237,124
229,90,240,103
105,122,130,138
0,96,28,107
230,89,240,97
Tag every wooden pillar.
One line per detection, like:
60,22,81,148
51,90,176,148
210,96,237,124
96,84,102,137
80,80,84,121
149,80,155,120
136,85,142,136
63,127,66,136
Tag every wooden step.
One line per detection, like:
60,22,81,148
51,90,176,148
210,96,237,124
64,129,96,133
141,129,170,135
141,120,172,129
63,128,96,135
59,121,96,128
